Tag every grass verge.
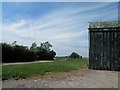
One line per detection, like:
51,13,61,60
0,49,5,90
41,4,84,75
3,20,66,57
2,58,88,80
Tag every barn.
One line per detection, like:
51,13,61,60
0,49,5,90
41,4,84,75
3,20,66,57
89,21,120,71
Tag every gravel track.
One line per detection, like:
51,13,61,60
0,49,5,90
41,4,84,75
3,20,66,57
2,67,118,88
2,61,53,66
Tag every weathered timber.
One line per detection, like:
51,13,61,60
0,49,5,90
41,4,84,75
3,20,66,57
89,21,120,71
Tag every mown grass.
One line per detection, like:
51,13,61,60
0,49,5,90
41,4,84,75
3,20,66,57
2,58,88,80
0,66,2,79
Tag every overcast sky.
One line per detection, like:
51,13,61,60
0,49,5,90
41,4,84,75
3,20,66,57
2,2,118,57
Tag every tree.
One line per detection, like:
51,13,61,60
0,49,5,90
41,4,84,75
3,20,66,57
30,42,37,51
36,42,56,60
40,41,52,51
12,41,18,46
70,52,80,58
2,41,56,63
50,50,56,59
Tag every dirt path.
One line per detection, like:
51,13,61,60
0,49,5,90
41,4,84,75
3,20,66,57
2,61,53,66
2,67,118,88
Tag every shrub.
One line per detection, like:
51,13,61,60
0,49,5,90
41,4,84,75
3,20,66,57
70,52,80,58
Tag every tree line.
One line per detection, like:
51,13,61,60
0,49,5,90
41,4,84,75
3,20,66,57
2,41,56,63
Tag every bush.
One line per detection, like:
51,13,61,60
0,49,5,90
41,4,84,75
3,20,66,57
70,52,80,58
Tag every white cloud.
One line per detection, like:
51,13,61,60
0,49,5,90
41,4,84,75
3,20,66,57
2,2,118,57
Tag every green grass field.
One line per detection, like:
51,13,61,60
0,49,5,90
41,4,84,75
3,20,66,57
0,66,2,78
2,58,88,80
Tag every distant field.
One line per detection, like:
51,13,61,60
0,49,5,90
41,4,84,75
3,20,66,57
2,58,88,80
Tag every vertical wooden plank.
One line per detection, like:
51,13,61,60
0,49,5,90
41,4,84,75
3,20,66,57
93,32,96,69
107,31,109,70
115,31,117,70
104,32,106,70
110,31,112,71
117,31,120,71
105,31,108,70
109,31,111,70
116,31,118,71
110,31,113,71
101,32,104,70
103,31,106,70
89,29,91,69
98,31,100,70
102,31,105,70
112,31,115,70
94,32,96,69
95,31,97,69
89,30,92,69
114,31,116,70
90,31,92,69
99,32,101,70
96,32,98,69
118,31,120,71
101,32,103,70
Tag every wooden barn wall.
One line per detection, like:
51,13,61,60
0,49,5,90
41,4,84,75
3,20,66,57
89,28,120,71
